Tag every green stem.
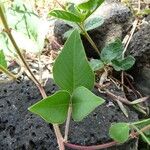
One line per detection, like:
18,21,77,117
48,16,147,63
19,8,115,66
0,65,17,80
132,118,150,126
64,103,72,141
77,23,100,55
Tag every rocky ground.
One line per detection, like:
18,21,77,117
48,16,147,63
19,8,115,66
0,79,138,150
0,0,150,150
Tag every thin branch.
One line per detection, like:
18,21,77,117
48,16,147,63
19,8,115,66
0,65,17,80
77,23,100,55
64,141,118,150
121,19,138,91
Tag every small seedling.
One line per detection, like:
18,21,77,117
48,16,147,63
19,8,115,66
89,39,135,72
28,29,105,124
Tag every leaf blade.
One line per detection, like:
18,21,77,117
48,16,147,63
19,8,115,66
0,49,7,68
28,91,70,124
53,29,95,93
109,123,130,143
100,39,123,64
49,10,82,23
84,17,104,31
89,59,104,71
112,55,135,71
72,86,105,121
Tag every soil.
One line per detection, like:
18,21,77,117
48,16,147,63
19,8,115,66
0,79,139,150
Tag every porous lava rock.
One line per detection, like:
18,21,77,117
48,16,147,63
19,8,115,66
0,79,138,150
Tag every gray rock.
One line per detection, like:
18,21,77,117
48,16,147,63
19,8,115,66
128,24,150,68
54,1,133,58
127,16,150,96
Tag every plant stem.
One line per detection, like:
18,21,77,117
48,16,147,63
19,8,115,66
0,5,65,150
64,141,118,150
132,118,150,126
77,23,100,55
64,103,72,141
140,124,150,133
0,65,17,80
131,124,150,145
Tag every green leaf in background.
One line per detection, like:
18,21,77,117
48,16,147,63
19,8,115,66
109,123,130,143
4,1,48,53
0,32,15,56
138,8,150,16
53,29,94,93
0,49,7,68
84,17,104,31
63,28,80,39
89,59,104,71
77,0,98,11
49,10,82,23
72,86,105,121
112,55,135,71
77,0,104,11
100,39,123,64
28,91,70,124
63,29,73,39
65,2,86,20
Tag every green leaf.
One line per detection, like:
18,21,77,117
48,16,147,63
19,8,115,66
100,39,123,63
63,29,74,39
77,0,104,11
89,59,104,71
112,55,135,71
5,1,48,53
72,86,105,121
28,91,70,124
49,10,82,23
65,2,85,20
63,28,81,39
53,29,94,93
0,32,15,56
0,50,7,68
84,17,104,31
109,123,130,143
77,0,98,11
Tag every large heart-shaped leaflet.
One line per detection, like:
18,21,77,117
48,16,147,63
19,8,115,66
28,91,70,124
53,29,94,93
72,86,105,121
